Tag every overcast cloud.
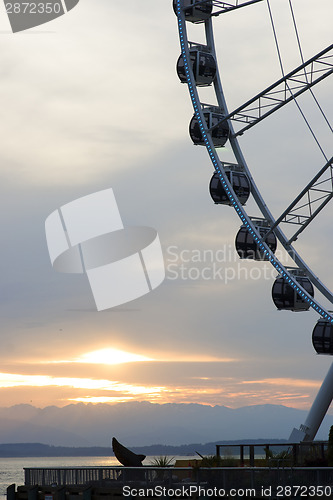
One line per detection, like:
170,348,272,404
0,0,332,431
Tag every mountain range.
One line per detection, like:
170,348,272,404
0,402,332,447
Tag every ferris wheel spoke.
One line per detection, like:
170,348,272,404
211,0,264,16
205,15,333,306
287,1,333,134
264,157,333,244
204,18,333,303
210,44,333,137
176,0,263,20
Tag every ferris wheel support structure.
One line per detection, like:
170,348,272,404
175,0,333,442
290,363,333,442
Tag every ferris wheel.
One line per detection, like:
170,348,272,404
174,0,333,442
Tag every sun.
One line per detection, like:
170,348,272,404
75,348,152,365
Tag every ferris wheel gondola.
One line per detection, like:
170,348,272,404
312,319,333,355
176,48,217,86
209,169,250,205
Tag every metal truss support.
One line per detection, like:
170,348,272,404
211,44,333,137
264,157,333,244
202,18,333,304
188,0,263,17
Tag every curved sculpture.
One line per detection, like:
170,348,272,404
112,437,146,466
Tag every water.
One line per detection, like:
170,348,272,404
0,457,116,498
0,455,198,498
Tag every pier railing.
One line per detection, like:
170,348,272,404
216,441,328,467
23,466,333,491
24,466,123,487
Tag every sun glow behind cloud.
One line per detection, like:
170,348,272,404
0,345,325,408
47,348,237,366
0,372,164,394
0,367,325,409
242,378,322,389
74,348,152,365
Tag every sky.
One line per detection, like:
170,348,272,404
0,0,332,436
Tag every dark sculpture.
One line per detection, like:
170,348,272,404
112,437,146,466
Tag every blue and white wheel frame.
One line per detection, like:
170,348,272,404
175,0,333,442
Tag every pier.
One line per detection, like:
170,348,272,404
6,441,333,499
6,465,333,499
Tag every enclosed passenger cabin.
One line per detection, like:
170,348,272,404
190,110,229,147
235,222,277,260
271,274,314,312
312,319,333,355
173,0,213,22
177,50,216,86
209,171,250,206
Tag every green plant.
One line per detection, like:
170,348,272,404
274,450,292,460
328,425,333,466
266,449,293,466
150,455,174,467
264,447,273,459
300,444,328,467
199,454,238,468
201,455,223,467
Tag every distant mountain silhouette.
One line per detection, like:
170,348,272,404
0,439,289,458
0,402,331,447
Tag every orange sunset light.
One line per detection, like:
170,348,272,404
74,348,153,365
47,348,237,366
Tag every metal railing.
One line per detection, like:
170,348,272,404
24,466,333,491
216,441,328,467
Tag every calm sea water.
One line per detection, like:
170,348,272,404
0,456,198,499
